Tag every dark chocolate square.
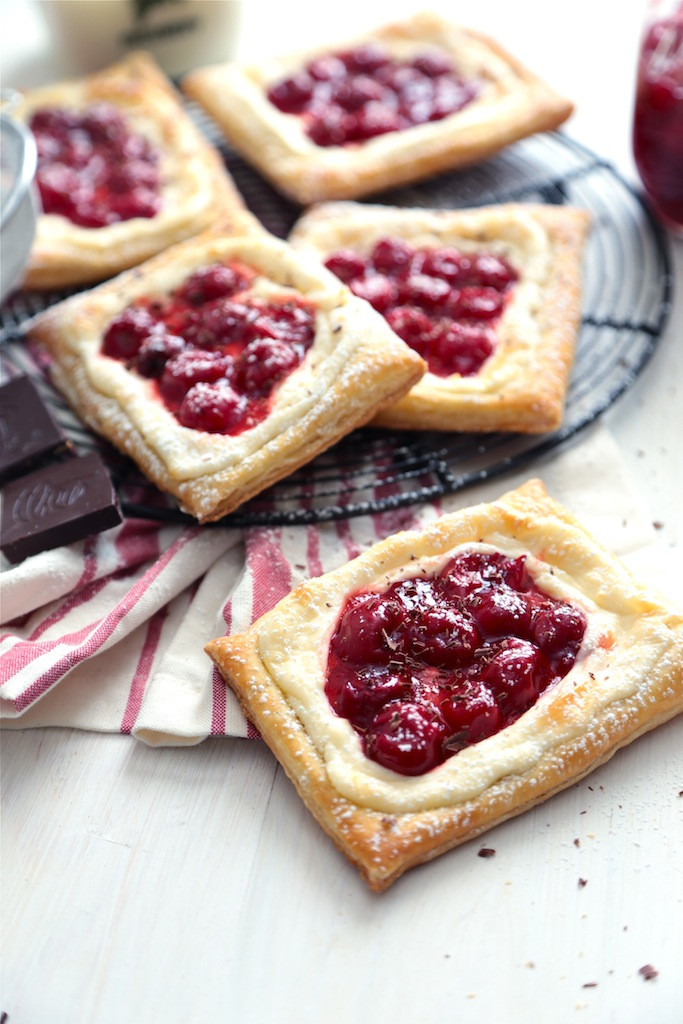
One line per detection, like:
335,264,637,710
1,452,122,563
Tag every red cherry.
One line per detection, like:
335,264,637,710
236,338,301,394
468,587,532,638
198,300,258,348
412,51,454,77
430,322,495,376
176,264,249,306
398,605,481,668
333,75,387,111
160,350,232,403
307,107,351,146
439,680,502,748
428,78,477,120
245,302,315,346
325,550,586,776
350,274,398,313
324,250,369,284
416,247,471,284
135,332,186,378
267,44,478,146
178,382,245,433
107,160,160,194
385,306,434,355
307,55,346,82
398,273,452,310
36,163,83,212
482,639,551,716
30,107,79,136
465,253,519,290
370,237,416,275
531,603,587,671
330,592,403,664
498,555,532,592
267,72,315,113
325,666,410,728
397,81,439,124
339,44,391,74
447,286,505,321
102,307,160,360
364,701,449,775
346,103,404,140
81,103,126,142
111,186,160,221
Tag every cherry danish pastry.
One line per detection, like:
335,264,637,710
207,479,683,890
13,52,249,290
27,230,425,521
290,202,591,433
182,13,574,204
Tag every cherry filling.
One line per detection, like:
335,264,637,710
325,550,587,776
267,43,480,146
101,262,316,434
324,238,518,377
29,103,162,228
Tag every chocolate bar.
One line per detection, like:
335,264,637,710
0,375,67,482
0,452,122,563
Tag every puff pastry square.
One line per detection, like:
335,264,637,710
182,13,574,205
207,479,683,891
26,230,425,522
290,201,591,433
13,52,250,290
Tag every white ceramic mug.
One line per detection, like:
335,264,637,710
39,0,242,78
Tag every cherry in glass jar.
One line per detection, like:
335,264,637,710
632,1,683,233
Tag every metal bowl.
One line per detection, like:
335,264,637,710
1,94,38,303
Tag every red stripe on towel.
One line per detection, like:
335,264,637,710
246,528,292,622
210,665,228,736
23,536,100,641
9,529,198,711
114,519,163,567
210,599,232,735
120,606,168,733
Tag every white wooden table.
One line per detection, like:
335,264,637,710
2,3,682,1022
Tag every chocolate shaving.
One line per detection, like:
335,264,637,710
477,847,496,858
638,964,658,981
382,629,399,651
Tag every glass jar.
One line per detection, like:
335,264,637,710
632,0,683,233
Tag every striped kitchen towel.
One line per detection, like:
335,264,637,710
0,424,673,745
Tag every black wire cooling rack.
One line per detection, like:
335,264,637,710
0,125,674,528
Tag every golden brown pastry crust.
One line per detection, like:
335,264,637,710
290,201,591,433
206,479,683,891
182,13,574,205
12,52,252,290
26,229,425,522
